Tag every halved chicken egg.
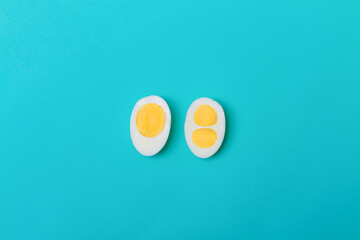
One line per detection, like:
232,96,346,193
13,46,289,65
184,98,225,158
130,96,171,156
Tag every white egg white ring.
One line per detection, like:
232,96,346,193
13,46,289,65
185,97,225,158
130,95,171,156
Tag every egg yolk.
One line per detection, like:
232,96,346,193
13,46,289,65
194,104,217,127
192,128,217,148
136,103,166,137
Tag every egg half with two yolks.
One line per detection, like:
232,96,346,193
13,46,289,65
184,98,225,158
130,96,171,156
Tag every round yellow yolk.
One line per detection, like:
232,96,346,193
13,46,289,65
194,104,217,127
192,128,217,148
136,103,166,137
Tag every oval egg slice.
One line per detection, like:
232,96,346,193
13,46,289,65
130,96,171,156
184,97,225,158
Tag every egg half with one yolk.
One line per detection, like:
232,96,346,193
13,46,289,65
130,96,171,156
185,98,225,158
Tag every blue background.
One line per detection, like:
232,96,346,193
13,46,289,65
1,1,360,239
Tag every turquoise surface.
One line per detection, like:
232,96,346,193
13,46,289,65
1,1,360,239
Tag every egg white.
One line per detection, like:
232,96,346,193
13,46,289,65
130,95,171,156
184,97,225,158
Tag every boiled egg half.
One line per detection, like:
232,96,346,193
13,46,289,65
130,96,171,156
185,98,225,158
